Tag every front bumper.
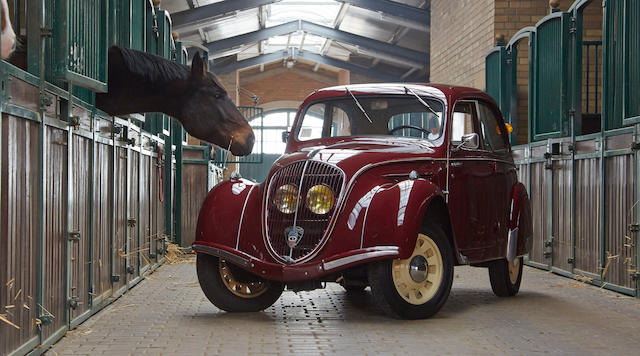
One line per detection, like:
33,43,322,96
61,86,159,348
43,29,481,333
193,242,399,282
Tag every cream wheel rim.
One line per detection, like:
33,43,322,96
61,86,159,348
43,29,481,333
219,259,269,298
508,258,520,284
392,233,443,305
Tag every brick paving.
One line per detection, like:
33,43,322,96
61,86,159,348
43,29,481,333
47,258,640,356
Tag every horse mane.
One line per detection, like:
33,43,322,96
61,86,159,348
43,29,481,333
114,46,190,85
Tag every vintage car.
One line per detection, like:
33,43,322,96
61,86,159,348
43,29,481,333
194,83,533,319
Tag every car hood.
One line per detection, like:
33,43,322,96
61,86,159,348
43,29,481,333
271,137,441,179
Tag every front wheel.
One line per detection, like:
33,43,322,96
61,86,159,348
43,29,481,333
196,253,284,312
488,257,523,297
368,223,454,319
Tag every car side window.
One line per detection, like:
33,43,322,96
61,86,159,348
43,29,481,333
477,102,507,152
451,101,478,145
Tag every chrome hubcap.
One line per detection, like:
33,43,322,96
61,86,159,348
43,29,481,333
409,255,429,283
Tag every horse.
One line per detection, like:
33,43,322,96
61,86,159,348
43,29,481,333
96,46,254,156
1,0,16,59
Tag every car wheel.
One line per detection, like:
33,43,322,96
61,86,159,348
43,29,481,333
368,223,454,319
488,257,523,297
196,253,284,312
341,284,366,293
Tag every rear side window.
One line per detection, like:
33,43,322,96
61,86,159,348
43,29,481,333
477,103,507,152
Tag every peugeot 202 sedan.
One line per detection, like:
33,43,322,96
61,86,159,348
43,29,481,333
193,84,533,319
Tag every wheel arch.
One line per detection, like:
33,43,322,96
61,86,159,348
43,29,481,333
421,196,463,265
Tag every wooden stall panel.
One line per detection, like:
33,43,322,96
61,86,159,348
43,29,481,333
0,115,39,355
604,154,636,289
93,142,113,303
574,157,602,276
70,135,91,321
181,163,208,247
42,126,68,339
113,147,128,292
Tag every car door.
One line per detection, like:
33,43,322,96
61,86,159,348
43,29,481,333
447,100,500,255
476,101,516,252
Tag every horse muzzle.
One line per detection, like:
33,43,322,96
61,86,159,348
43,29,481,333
229,130,255,156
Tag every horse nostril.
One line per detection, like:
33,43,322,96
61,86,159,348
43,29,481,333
246,131,255,149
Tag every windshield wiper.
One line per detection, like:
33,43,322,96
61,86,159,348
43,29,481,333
345,87,373,123
404,86,439,116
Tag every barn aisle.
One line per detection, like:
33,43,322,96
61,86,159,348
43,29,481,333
47,259,640,355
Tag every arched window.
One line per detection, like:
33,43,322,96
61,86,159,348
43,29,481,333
250,109,297,154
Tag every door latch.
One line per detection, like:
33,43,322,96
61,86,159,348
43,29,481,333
68,231,81,242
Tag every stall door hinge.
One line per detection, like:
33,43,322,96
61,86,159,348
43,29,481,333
127,218,137,227
631,272,640,281
567,258,575,265
111,274,120,282
628,223,640,232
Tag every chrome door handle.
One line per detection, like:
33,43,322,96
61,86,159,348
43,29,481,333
451,162,462,167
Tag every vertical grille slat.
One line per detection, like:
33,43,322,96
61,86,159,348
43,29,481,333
265,160,344,263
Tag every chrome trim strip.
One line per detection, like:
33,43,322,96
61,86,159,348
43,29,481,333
236,185,256,250
193,244,251,268
506,227,519,262
323,247,400,271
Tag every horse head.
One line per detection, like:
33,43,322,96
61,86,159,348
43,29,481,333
179,54,255,156
1,0,16,59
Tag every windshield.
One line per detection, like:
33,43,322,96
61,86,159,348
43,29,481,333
296,96,444,142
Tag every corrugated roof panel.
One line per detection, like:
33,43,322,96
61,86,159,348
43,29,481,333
266,0,341,27
204,8,260,40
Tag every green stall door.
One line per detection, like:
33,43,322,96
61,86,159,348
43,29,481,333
532,12,570,141
51,0,109,92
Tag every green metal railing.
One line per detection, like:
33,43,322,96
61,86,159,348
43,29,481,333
52,0,109,92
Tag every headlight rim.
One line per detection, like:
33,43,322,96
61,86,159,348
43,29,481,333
305,184,336,215
273,183,300,214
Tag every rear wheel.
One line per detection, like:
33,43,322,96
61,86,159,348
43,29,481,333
488,257,523,297
196,253,284,312
368,223,454,319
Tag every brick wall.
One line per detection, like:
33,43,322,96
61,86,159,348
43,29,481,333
430,0,574,90
430,0,495,89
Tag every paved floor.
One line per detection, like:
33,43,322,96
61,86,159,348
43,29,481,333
47,258,640,356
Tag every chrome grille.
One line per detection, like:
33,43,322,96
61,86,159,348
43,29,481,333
265,160,345,263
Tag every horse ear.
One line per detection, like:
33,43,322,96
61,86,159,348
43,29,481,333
191,54,207,79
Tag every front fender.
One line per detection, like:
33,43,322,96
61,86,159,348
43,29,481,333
358,178,443,259
195,179,260,251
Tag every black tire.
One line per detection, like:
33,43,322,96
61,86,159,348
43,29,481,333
196,253,284,312
341,284,366,293
488,257,523,297
368,222,454,319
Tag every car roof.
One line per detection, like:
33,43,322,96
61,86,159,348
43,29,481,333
303,83,491,104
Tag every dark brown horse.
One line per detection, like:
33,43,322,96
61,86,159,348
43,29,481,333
96,46,254,156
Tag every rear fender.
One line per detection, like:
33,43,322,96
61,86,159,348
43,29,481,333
507,182,533,260
361,178,443,259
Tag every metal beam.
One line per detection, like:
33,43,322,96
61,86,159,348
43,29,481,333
211,50,419,82
297,51,414,82
205,20,427,68
172,0,282,27
206,21,299,53
212,51,288,74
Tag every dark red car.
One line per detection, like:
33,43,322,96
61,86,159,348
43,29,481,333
194,83,533,319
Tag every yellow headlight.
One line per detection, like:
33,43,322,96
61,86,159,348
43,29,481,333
273,184,299,214
305,184,335,215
